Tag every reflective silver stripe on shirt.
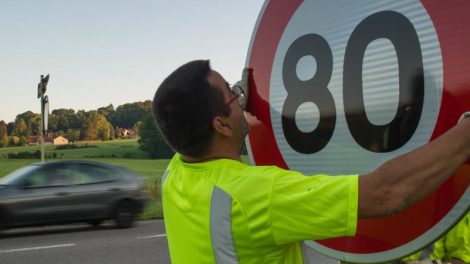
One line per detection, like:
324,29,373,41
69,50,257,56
162,170,169,183
210,186,238,264
161,170,169,197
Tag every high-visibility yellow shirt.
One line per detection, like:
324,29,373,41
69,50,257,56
162,153,359,264
402,213,470,263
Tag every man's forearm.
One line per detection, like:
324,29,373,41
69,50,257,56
359,118,470,218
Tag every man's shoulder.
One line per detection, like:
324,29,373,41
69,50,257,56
220,161,295,177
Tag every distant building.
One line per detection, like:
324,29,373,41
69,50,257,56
53,136,69,145
115,127,138,139
27,135,39,145
28,135,54,145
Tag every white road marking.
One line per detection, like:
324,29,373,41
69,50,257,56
0,244,76,254
137,234,167,239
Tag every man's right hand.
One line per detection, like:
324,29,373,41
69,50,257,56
232,68,250,111
458,111,470,124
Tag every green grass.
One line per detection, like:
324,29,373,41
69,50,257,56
0,159,39,176
0,139,149,159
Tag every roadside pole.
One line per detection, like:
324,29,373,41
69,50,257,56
37,74,49,163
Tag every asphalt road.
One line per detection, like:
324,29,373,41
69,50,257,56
0,220,337,264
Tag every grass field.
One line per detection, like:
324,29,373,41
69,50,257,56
0,139,149,159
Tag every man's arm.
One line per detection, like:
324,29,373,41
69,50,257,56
358,117,470,218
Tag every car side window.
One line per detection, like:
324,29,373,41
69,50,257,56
74,164,116,185
24,170,47,187
24,166,75,187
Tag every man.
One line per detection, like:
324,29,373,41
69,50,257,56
152,60,470,263
399,213,470,264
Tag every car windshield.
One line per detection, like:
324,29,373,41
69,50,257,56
0,165,38,185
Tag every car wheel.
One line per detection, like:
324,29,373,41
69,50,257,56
0,210,5,234
88,219,103,227
114,200,135,228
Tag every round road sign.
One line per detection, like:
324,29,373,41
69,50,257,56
245,0,470,262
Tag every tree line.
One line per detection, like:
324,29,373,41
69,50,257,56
0,100,175,159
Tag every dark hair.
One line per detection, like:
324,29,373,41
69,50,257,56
152,60,230,158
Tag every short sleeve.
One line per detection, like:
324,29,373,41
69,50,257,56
270,172,359,245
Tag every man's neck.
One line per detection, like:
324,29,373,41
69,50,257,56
182,151,241,163
182,137,243,163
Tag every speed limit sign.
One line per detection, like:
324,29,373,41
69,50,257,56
245,0,470,262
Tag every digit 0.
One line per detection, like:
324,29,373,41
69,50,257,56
343,11,424,152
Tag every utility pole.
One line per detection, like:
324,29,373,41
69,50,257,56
37,74,49,163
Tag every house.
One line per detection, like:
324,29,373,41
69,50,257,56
115,127,139,139
53,136,69,145
27,135,39,145
28,135,54,145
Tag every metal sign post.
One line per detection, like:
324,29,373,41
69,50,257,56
37,74,49,163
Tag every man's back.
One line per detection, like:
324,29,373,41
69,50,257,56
162,154,358,263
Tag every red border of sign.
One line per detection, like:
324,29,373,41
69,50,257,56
246,0,470,254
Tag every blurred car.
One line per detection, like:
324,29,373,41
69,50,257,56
0,160,148,232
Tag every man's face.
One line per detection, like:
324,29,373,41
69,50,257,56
207,70,250,144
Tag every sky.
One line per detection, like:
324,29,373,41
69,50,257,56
0,0,265,123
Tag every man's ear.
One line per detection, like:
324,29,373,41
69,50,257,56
212,116,233,137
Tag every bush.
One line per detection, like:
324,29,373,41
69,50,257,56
54,144,98,150
8,151,41,159
55,144,79,150
122,152,133,159
79,144,98,149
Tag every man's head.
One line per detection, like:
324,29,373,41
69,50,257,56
152,60,248,158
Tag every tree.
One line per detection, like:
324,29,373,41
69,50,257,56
65,129,80,142
16,111,40,136
96,114,112,141
48,113,58,132
28,114,41,136
14,118,28,138
138,113,174,159
9,136,20,146
108,101,152,128
0,121,7,147
81,111,113,141
1,135,8,148
108,123,115,140
81,111,99,140
7,122,14,136
4,101,158,145
98,104,115,119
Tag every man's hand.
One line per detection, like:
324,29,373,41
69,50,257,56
458,112,470,124
232,68,250,110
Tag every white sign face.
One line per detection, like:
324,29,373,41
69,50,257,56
269,0,443,175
